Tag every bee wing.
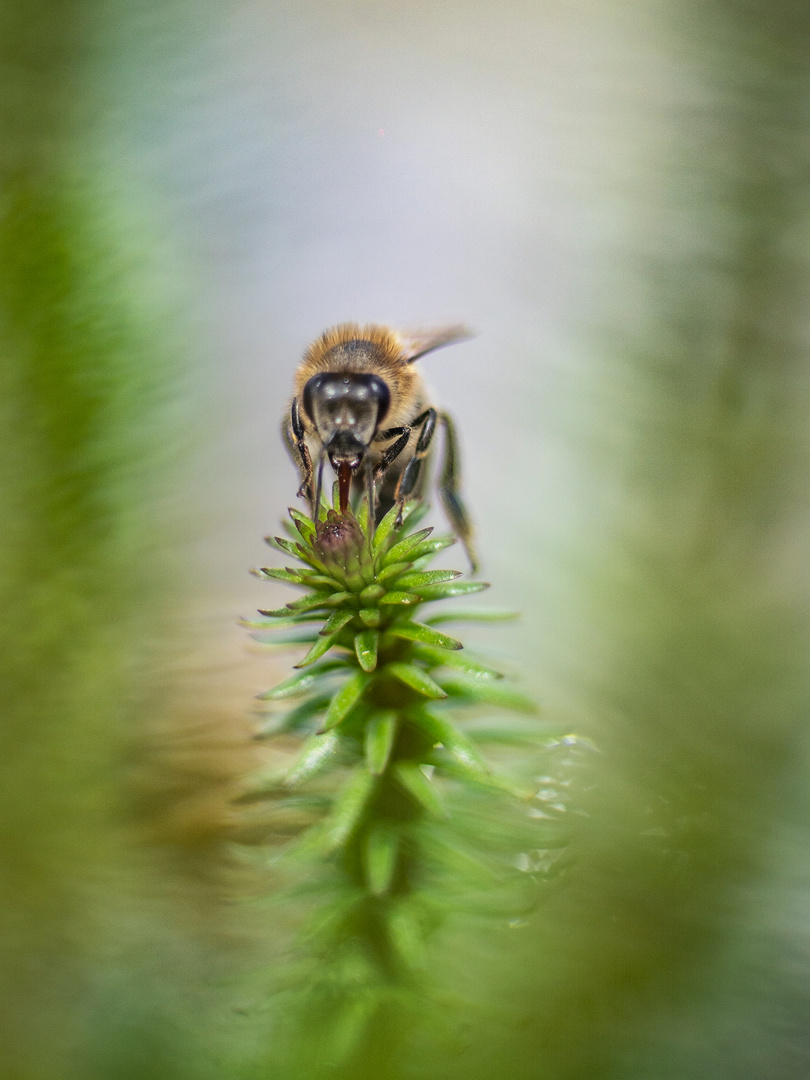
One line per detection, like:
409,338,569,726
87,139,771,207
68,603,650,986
398,325,474,364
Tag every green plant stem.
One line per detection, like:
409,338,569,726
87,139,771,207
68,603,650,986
242,491,538,1071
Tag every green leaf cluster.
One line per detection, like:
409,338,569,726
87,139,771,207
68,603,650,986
240,490,541,1068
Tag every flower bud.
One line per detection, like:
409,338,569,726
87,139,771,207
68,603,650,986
313,509,364,570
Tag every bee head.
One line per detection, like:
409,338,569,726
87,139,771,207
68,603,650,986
302,372,390,469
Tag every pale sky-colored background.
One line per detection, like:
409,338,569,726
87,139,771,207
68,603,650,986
99,0,685,697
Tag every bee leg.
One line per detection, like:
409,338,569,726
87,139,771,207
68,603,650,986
393,409,436,526
365,428,408,525
313,452,326,523
286,397,314,504
374,426,412,478
364,457,376,549
438,411,477,573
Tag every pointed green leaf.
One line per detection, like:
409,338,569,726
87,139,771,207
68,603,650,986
280,518,299,541
294,631,342,668
286,592,333,612
416,580,490,601
322,670,372,730
406,535,457,561
364,711,397,774
411,643,502,678
395,570,461,590
288,590,349,612
458,724,542,746
343,569,367,594
259,567,309,585
378,591,421,606
398,500,429,530
415,829,497,887
250,629,320,646
268,535,328,573
359,608,381,627
258,661,344,700
386,622,463,651
322,770,376,853
296,570,341,587
384,527,433,565
251,566,287,583
343,548,362,576
406,555,434,572
364,826,399,895
425,608,519,625
283,731,340,787
298,572,344,589
431,752,526,798
438,674,539,713
358,560,377,587
359,584,385,604
269,536,307,559
254,693,332,737
393,762,445,816
288,507,316,542
372,502,401,553
253,611,324,626
386,663,447,699
320,609,355,636
376,561,413,583
355,496,370,535
241,612,323,629
412,709,488,775
354,629,379,672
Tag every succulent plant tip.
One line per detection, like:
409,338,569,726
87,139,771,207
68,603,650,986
313,508,365,566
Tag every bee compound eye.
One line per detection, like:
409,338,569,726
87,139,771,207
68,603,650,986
301,374,328,421
366,375,390,423
303,372,390,426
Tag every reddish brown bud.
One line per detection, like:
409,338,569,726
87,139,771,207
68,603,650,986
314,509,364,566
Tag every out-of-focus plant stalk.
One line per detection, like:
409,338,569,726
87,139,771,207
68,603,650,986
0,2,197,1077
447,4,810,1080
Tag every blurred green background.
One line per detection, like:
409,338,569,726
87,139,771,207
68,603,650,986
3,0,810,1077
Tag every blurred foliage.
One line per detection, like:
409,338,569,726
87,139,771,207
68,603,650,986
0,0,217,1077
484,3,810,1078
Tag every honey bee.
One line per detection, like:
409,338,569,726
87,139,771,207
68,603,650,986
283,323,476,570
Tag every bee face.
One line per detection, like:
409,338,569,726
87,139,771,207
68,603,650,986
284,322,477,570
301,371,390,470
